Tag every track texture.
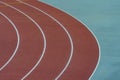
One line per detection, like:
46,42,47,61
0,0,99,80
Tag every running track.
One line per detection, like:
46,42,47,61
0,0,100,80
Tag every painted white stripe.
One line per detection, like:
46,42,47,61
0,12,20,71
16,0,74,80
0,1,47,80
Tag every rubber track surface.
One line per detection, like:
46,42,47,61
0,0,99,80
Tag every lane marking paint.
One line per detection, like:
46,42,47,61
0,12,20,71
0,1,47,80
17,0,74,80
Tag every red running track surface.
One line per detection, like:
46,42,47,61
0,0,100,80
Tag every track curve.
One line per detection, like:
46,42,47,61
0,0,99,80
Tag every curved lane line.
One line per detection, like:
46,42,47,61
0,12,20,71
0,1,47,80
16,0,74,80
87,28,100,80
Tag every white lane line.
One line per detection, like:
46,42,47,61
17,0,74,80
0,1,47,80
0,12,20,71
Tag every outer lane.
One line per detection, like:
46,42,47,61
26,0,99,80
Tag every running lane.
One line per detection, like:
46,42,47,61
0,2,44,80
23,0,100,80
0,13,17,69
